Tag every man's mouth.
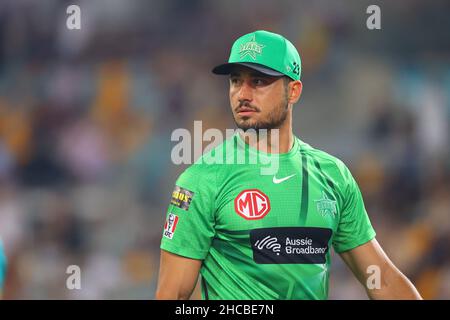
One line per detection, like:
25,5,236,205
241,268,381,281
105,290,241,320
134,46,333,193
236,106,258,116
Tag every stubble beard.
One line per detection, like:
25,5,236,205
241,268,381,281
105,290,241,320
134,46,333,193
233,96,289,132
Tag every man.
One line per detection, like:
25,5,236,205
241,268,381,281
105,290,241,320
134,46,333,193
156,30,422,300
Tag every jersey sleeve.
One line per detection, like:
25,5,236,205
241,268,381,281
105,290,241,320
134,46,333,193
160,163,217,260
332,163,376,253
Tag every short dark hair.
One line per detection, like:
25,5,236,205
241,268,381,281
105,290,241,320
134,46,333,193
283,76,293,87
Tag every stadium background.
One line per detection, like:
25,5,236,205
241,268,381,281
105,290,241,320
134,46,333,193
0,0,449,299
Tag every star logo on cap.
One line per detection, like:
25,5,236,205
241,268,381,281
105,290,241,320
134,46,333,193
239,35,265,60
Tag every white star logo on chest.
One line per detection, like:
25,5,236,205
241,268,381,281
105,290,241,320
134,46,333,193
315,191,337,218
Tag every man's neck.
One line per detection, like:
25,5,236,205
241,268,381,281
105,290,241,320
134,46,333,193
239,114,294,154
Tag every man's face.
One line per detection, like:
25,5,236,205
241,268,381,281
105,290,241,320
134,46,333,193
229,66,290,131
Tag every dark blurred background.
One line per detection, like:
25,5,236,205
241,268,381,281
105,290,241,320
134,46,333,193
0,0,449,299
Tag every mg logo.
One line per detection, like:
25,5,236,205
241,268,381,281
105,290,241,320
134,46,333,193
234,189,271,220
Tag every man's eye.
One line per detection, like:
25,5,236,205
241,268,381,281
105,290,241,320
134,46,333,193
253,79,266,86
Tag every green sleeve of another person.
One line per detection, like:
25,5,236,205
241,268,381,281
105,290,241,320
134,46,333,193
0,241,6,290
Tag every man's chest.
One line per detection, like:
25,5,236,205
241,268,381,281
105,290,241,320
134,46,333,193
214,163,342,233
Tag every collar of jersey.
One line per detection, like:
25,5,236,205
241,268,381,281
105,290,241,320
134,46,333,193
235,132,300,160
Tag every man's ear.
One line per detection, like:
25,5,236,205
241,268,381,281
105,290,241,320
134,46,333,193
288,80,303,104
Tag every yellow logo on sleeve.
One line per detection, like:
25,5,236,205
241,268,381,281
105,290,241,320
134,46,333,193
170,186,194,211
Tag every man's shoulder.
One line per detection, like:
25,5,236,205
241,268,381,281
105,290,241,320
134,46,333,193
178,134,237,179
297,138,350,180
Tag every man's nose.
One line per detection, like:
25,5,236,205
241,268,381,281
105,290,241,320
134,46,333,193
238,81,253,102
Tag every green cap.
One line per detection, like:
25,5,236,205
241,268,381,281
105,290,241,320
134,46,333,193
212,30,301,80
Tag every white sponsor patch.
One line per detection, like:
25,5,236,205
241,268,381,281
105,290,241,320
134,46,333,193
163,213,179,239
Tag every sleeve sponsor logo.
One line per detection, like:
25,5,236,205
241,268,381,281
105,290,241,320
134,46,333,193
163,213,179,239
170,186,194,211
250,227,332,264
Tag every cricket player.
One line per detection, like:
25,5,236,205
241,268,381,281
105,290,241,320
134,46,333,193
156,30,422,300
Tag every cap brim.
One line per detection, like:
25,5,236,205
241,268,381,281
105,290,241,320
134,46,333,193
212,62,284,77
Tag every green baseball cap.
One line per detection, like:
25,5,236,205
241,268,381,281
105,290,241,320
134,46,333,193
212,30,301,80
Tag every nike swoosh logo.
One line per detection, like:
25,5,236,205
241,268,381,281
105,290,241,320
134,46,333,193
272,174,296,184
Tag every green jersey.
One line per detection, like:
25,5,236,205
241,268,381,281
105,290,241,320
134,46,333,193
160,133,376,300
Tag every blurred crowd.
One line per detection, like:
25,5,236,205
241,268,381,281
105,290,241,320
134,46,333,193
0,0,449,299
